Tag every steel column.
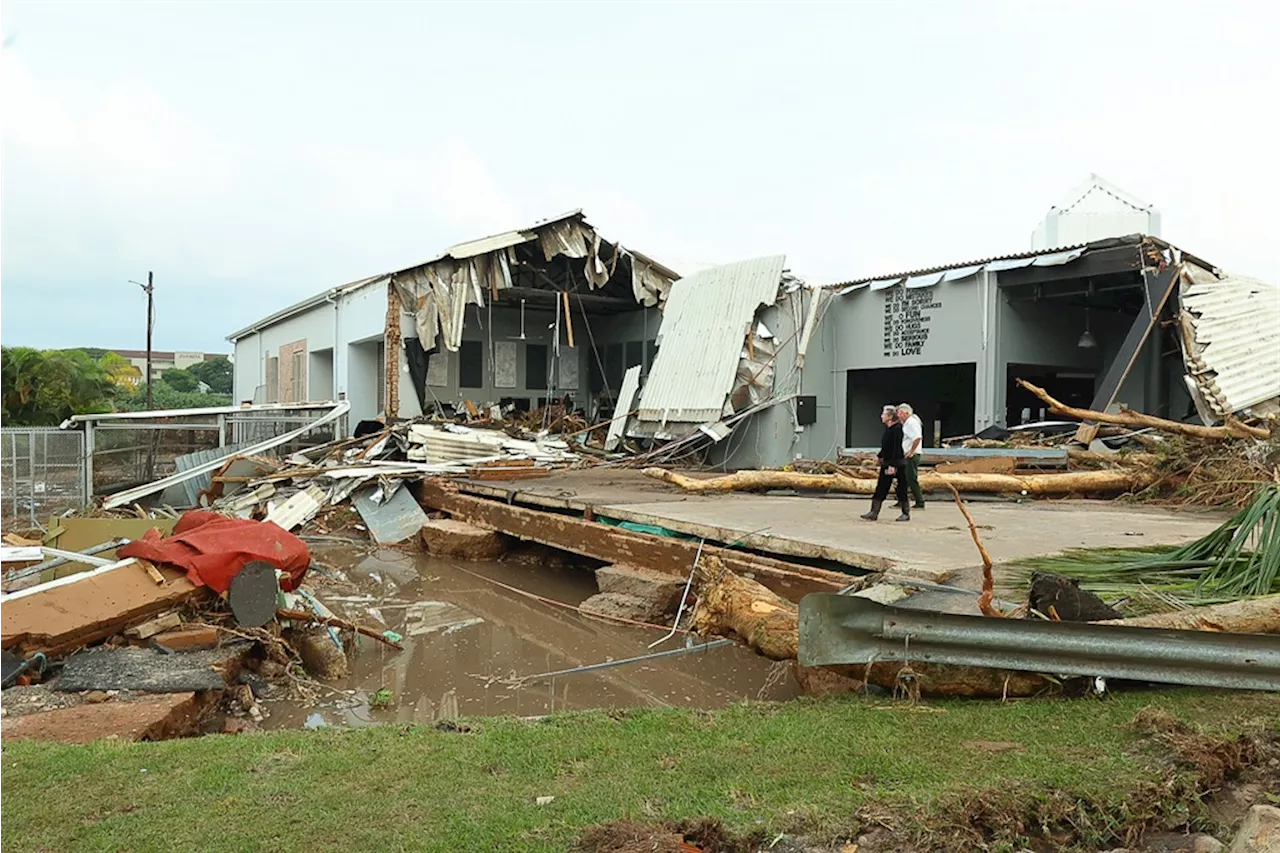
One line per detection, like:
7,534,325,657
1074,244,1181,443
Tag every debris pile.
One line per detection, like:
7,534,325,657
1,508,402,743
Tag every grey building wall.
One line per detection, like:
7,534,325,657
827,274,991,449
711,289,839,470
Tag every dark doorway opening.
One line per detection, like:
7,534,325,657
845,363,976,448
1006,365,1095,426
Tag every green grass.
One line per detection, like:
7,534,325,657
3,691,1277,853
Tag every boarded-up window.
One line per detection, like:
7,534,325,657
290,350,305,403
265,356,279,403
459,340,483,389
525,344,548,390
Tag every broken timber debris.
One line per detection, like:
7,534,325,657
1099,595,1280,635
417,479,856,601
1,560,207,658
644,466,1157,496
1016,378,1271,440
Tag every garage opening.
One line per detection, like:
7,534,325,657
845,363,976,449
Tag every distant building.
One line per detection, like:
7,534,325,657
1032,174,1160,250
84,348,226,379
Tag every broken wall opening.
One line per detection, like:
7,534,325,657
308,348,335,402
403,300,661,425
844,363,976,448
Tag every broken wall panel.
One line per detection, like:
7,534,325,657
393,213,678,355
638,256,787,428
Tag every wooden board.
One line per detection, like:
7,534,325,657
1,561,207,657
417,481,857,602
46,512,177,563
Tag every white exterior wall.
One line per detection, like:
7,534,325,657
231,300,336,404
230,278,424,428
1032,176,1160,250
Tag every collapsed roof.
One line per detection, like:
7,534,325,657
389,210,680,353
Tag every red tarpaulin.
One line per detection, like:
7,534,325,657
119,511,310,594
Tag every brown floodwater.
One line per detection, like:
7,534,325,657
262,544,798,728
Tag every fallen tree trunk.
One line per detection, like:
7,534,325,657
1104,595,1280,635
645,466,1156,496
1016,379,1270,440
691,557,1051,698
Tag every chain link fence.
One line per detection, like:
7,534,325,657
86,407,347,499
1,427,88,530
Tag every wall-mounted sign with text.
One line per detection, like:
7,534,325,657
882,287,942,358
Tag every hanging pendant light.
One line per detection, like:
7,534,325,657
1078,307,1098,349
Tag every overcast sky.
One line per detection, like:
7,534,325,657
3,1,1277,353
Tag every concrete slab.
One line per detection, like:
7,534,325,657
2,692,212,743
455,469,1226,588
55,644,249,693
597,495,1224,584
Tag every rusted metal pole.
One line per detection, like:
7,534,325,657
385,282,401,419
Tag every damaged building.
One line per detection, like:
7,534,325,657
229,192,1279,471
228,210,679,428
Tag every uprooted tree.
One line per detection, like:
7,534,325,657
1015,378,1271,441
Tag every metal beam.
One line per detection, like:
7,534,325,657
499,286,635,311
799,594,1280,692
1073,246,1182,443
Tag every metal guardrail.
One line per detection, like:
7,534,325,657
798,594,1280,692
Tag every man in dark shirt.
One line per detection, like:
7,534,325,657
860,405,910,522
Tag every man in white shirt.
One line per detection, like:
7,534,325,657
896,403,925,510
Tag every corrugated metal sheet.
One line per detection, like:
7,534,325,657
829,233,1193,294
637,256,786,425
606,365,642,450
1179,268,1280,418
164,443,250,507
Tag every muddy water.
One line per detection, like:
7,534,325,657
263,545,797,728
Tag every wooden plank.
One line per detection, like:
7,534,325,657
416,481,858,602
124,612,181,640
45,517,178,578
464,468,551,481
472,459,538,469
1,561,207,657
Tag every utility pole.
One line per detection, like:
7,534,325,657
130,272,157,481
140,272,155,410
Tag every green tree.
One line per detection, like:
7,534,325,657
0,347,117,425
119,382,232,412
161,368,199,393
187,356,233,394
